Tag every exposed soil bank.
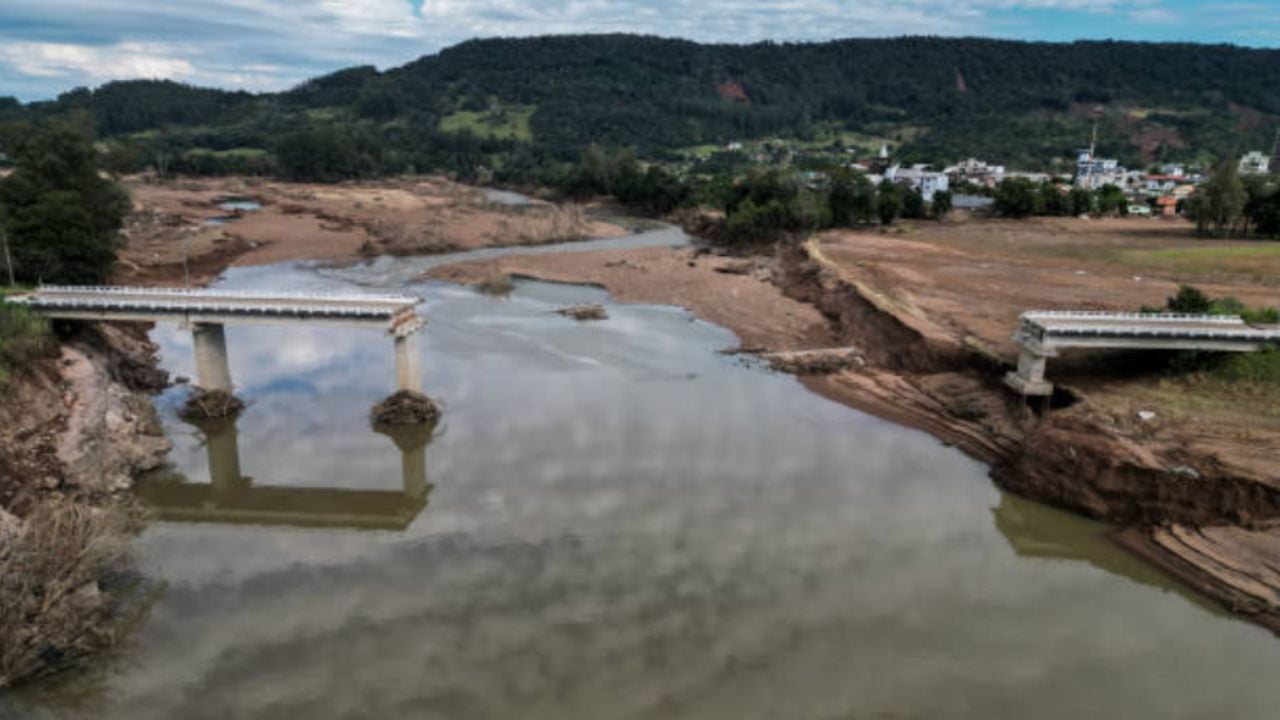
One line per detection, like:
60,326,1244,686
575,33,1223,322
426,220,1280,634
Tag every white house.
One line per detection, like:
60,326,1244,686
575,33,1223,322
885,164,950,202
1240,151,1271,176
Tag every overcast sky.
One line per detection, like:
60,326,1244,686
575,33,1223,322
2,0,1277,101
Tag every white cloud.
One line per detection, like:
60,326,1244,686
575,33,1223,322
0,41,195,80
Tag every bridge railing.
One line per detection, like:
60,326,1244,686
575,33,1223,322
34,285,420,306
19,297,402,318
1041,324,1280,340
1022,310,1245,325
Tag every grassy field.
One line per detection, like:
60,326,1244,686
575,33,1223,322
1119,244,1280,281
439,106,534,141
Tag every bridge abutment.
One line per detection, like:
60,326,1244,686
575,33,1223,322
193,323,234,391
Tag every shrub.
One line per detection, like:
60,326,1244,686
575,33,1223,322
1243,307,1280,325
1213,345,1280,383
1166,285,1212,314
0,498,144,688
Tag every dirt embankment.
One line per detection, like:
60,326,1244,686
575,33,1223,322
427,216,1280,633
1,324,170,516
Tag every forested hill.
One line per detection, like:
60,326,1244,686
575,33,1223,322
6,34,1280,175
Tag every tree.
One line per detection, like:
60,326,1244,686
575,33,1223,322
827,169,863,227
1068,187,1095,216
1096,184,1127,216
1190,159,1246,237
1249,183,1280,239
0,116,129,284
901,187,927,220
993,177,1039,218
876,179,901,225
1038,183,1069,216
931,189,953,219
275,126,381,182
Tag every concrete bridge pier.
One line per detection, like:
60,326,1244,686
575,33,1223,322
193,323,234,391
375,423,434,500
394,331,423,394
203,419,250,499
1005,348,1056,397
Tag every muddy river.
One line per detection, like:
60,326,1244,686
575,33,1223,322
9,229,1280,718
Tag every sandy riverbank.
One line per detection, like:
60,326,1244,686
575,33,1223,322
116,176,627,286
424,214,1280,633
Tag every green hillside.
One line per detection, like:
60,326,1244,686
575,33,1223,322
4,34,1278,177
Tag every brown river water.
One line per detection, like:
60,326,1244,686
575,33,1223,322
7,229,1280,718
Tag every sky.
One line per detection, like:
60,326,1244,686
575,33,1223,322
1,0,1277,101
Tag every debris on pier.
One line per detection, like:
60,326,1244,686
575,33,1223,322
371,390,441,425
180,388,245,421
555,304,609,321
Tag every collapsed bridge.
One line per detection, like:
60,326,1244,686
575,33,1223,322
1006,311,1280,396
4,285,426,393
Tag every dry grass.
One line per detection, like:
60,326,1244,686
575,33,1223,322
0,497,144,688
477,270,515,296
503,204,594,245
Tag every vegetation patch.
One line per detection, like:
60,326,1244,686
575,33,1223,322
439,106,534,141
1142,286,1280,392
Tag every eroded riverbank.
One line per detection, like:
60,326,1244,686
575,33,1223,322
423,217,1280,633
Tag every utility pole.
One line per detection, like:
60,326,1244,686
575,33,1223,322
1084,107,1102,190
182,231,190,289
1271,128,1280,175
1,227,14,287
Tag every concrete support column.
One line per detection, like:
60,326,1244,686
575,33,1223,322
401,444,428,499
1018,351,1048,384
394,332,423,393
375,424,432,500
204,419,248,499
1005,348,1055,396
193,323,233,391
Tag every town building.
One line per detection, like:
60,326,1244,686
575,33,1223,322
885,164,950,202
1239,150,1271,176
946,158,1006,188
1074,150,1126,189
